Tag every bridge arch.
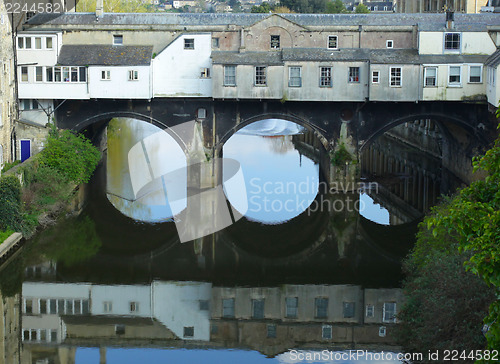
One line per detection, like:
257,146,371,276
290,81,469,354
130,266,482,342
215,113,331,157
70,111,189,153
360,112,486,152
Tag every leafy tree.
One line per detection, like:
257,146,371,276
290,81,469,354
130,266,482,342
326,0,347,13
273,6,294,13
279,0,328,13
251,2,274,13
76,0,152,13
354,3,370,13
39,126,101,185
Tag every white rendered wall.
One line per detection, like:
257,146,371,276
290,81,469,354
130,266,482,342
90,285,152,317
16,32,62,66
153,33,212,97
419,31,496,55
88,66,151,99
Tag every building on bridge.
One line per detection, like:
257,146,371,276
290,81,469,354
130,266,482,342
12,11,500,160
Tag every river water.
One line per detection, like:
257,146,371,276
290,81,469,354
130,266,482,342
0,118,464,364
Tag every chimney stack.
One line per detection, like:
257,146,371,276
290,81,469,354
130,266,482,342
446,11,454,29
96,0,104,19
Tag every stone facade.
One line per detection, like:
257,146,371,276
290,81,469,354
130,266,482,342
0,1,15,171
396,0,488,13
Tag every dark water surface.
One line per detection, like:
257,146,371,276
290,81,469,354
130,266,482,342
1,119,465,364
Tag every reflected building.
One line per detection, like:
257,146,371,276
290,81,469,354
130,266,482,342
0,289,20,364
18,272,403,362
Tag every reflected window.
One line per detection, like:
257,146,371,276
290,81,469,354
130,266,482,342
184,326,194,338
343,302,355,318
24,299,33,314
285,297,298,318
82,300,90,315
130,301,139,313
75,300,81,314
66,300,73,314
211,324,218,334
103,301,113,313
57,299,64,314
50,329,57,342
40,329,47,341
379,326,386,337
315,297,328,318
267,324,277,338
115,324,125,335
199,300,209,311
40,299,47,314
383,302,397,323
252,299,265,319
222,298,235,318
49,299,57,314
365,304,374,318
322,324,332,339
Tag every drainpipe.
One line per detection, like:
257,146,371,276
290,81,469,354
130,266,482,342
11,12,19,162
367,59,371,102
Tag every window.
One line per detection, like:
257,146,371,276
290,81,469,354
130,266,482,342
17,37,24,49
115,325,125,335
315,297,328,318
285,297,298,318
319,67,332,87
366,304,374,318
35,37,42,49
469,65,482,83
288,66,301,87
63,67,70,82
113,35,123,45
348,67,360,83
383,302,397,323
39,300,47,314
46,37,53,49
21,66,28,82
200,68,210,78
35,67,43,82
183,326,194,338
46,67,53,82
343,302,355,318
50,329,57,342
271,35,280,49
199,300,209,311
212,37,219,48
101,70,111,80
49,300,57,314
328,35,338,50
267,324,277,338
197,108,207,120
71,67,78,82
222,298,235,318
322,325,332,339
128,70,139,81
54,67,61,82
390,67,402,87
79,67,87,82
448,66,461,85
488,67,496,86
130,302,139,313
224,65,236,86
424,67,437,87
184,38,195,50
25,37,32,49
379,326,386,337
386,40,393,48
255,66,267,86
25,299,33,314
252,299,265,319
372,70,379,84
103,301,113,313
444,32,460,51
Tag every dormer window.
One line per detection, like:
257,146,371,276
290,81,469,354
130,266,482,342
270,35,280,49
113,35,123,45
444,33,460,51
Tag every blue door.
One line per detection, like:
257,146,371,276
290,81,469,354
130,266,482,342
20,140,31,162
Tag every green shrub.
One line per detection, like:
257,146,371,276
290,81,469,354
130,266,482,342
39,126,101,184
0,229,14,243
1,160,21,173
331,143,353,166
0,175,22,232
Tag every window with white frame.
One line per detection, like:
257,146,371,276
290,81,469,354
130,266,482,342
252,299,265,319
444,33,460,51
319,67,332,87
255,66,267,86
113,35,123,45
315,297,328,318
383,302,397,323
130,302,139,313
424,67,437,87
487,67,496,86
128,70,139,81
386,40,393,48
224,65,236,86
184,38,195,50
21,66,28,82
17,37,24,49
372,70,379,84
103,301,113,313
101,70,111,80
285,297,298,318
348,67,360,83
25,37,32,49
35,37,42,49
44,66,86,83
35,66,43,82
46,37,53,49
328,35,338,49
222,298,235,318
322,325,332,339
390,67,402,87
469,65,482,83
288,66,302,87
448,66,461,86
366,304,374,318
271,35,280,49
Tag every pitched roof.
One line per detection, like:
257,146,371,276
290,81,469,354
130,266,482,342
485,49,500,67
211,51,283,65
57,45,153,66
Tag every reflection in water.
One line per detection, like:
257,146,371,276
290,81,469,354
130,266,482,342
224,120,319,224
